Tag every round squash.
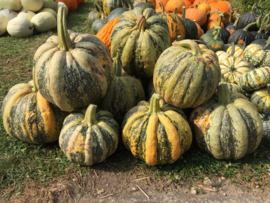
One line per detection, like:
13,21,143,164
106,0,132,21
111,8,170,78
31,12,56,33
7,16,34,38
103,0,122,16
207,27,230,44
259,113,270,140
100,57,145,124
243,43,270,67
0,0,22,11
38,8,57,20
0,9,18,20
165,0,185,14
42,0,58,10
200,25,224,52
185,7,207,26
189,75,263,160
59,104,119,166
134,0,155,9
216,76,242,94
153,39,221,109
21,0,43,12
122,93,192,166
34,7,114,112
17,10,36,21
226,43,244,58
181,6,198,40
251,84,270,114
238,7,259,31
0,14,9,36
91,10,107,35
88,4,102,27
1,77,68,144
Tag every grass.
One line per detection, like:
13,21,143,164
1,0,270,201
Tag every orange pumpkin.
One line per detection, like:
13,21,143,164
96,18,120,57
183,0,191,8
197,0,211,14
208,11,225,22
165,0,185,14
69,0,78,11
195,22,204,39
210,1,232,22
185,8,207,26
192,0,216,8
155,0,169,8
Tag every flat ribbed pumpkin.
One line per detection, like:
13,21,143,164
243,43,270,67
110,8,170,78
100,57,145,124
122,93,192,166
59,104,119,166
251,84,270,114
189,74,263,160
1,76,68,144
153,39,221,109
34,7,113,112
226,43,244,58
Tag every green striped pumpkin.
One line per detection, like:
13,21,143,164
215,75,243,94
122,93,192,166
103,0,122,16
100,57,145,124
34,7,113,112
236,65,270,92
260,113,270,140
153,39,221,109
1,80,68,144
251,84,270,114
110,7,170,78
59,104,119,166
243,43,270,67
189,75,263,160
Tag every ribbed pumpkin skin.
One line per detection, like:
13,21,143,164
122,94,192,166
228,29,255,47
243,44,270,67
153,40,221,109
238,12,259,31
34,32,113,112
59,105,119,166
189,92,263,160
111,8,170,77
226,24,239,35
216,51,250,84
96,18,120,56
199,33,224,52
103,0,122,16
182,17,198,40
226,45,243,58
1,82,68,144
260,113,270,139
251,39,270,50
237,66,270,92
206,28,230,44
251,88,270,114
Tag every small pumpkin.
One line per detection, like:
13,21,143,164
31,12,57,33
181,6,198,39
42,0,58,10
259,113,270,140
197,0,211,15
7,17,34,38
106,0,132,21
207,12,224,30
185,7,207,26
103,0,122,16
153,39,221,109
38,8,57,20
251,84,270,114
226,12,240,34
243,43,270,67
165,0,185,14
21,0,43,12
226,43,244,58
17,10,36,21
59,104,119,166
200,25,224,52
238,4,259,31
217,77,243,94
122,93,193,166
91,9,107,35
0,0,22,11
88,4,102,27
189,74,263,160
0,9,18,20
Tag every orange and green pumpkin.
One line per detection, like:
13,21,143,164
181,6,198,40
122,93,192,166
34,7,113,112
189,75,263,160
251,84,270,114
110,8,170,78
100,57,145,124
153,39,221,109
1,78,68,144
200,25,224,52
59,104,119,166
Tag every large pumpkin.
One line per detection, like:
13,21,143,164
34,7,113,112
243,43,270,67
1,78,68,144
101,57,145,124
189,75,263,160
185,8,207,26
251,84,270,114
59,104,119,166
122,93,192,166
110,8,170,78
153,39,221,109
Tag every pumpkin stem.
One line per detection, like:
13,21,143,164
267,84,270,95
249,63,255,70
113,56,122,77
173,7,178,15
133,15,147,31
233,13,241,26
243,16,261,32
213,25,221,40
147,93,161,114
263,40,270,50
94,3,100,11
258,14,270,34
159,2,166,14
172,39,200,56
218,74,231,106
228,10,233,24
83,104,98,127
177,35,182,41
182,6,186,19
58,6,74,51
230,42,235,57
31,67,37,92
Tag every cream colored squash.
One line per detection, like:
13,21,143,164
7,17,34,37
42,0,58,10
57,2,68,16
0,0,22,11
38,8,57,19
0,14,9,36
0,9,17,20
18,11,36,21
21,0,43,12
31,12,56,33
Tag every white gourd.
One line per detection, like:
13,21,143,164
0,14,9,36
38,8,57,19
21,0,43,12
0,9,18,20
42,0,58,11
0,0,22,11
31,12,56,33
7,17,34,37
18,11,36,21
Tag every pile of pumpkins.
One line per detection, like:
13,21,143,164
2,2,270,167
0,0,84,37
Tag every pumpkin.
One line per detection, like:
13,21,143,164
223,9,234,27
134,0,155,9
88,4,102,27
103,0,122,16
7,17,34,38
111,8,170,78
226,43,244,58
34,7,114,112
243,43,270,67
181,6,198,39
91,9,107,35
195,22,204,39
69,0,78,11
158,2,186,43
259,113,270,140
96,18,120,56
183,0,191,8
216,44,250,84
17,11,36,21
132,0,156,8
21,0,43,12
31,12,57,33
100,57,145,124
165,0,185,14
251,37,270,50
1,75,68,144
38,8,57,19
216,77,243,94
207,12,224,30
200,25,224,52
0,9,18,20
226,12,240,34
106,0,132,21
237,65,270,92
238,4,259,31
251,84,270,114
0,14,9,36
59,104,119,166
42,0,58,10
207,27,229,43
185,8,207,26
122,93,193,166
209,2,232,22
189,74,263,160
192,0,216,8
197,0,211,15
153,39,221,109
0,0,22,11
